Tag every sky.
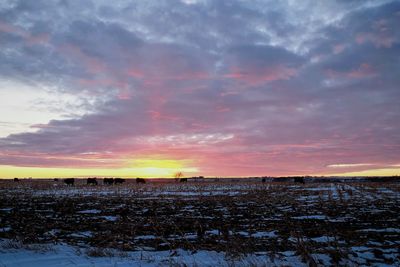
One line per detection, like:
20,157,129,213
0,0,399,178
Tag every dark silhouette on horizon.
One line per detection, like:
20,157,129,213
136,178,146,184
87,178,98,185
64,178,74,186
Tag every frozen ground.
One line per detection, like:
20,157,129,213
0,239,311,267
0,179,399,266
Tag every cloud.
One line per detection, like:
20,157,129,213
327,163,374,168
221,45,304,86
0,0,399,176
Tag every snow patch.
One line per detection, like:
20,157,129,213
77,209,101,214
292,215,328,220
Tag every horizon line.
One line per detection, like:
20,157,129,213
2,175,399,179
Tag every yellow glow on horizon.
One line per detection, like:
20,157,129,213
0,161,199,179
131,158,186,169
331,168,400,177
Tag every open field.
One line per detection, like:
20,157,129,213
0,179,399,266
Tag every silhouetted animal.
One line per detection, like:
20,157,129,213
294,177,305,184
103,178,114,185
179,178,188,182
136,178,146,184
54,178,59,182
13,178,19,182
87,178,98,185
262,178,266,183
64,178,75,186
114,178,125,184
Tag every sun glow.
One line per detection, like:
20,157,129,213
331,168,400,177
0,157,199,178
130,158,198,177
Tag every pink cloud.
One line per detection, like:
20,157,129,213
355,19,395,49
0,151,125,168
147,111,180,121
347,63,376,78
26,33,50,45
117,85,133,100
126,68,145,79
332,44,346,54
224,65,297,86
60,44,107,74
356,32,395,48
216,106,231,113
127,66,210,82
78,78,133,100
0,21,49,45
0,21,28,37
325,63,377,79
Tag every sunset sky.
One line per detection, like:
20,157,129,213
0,0,399,178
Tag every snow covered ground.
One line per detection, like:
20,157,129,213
2,239,397,267
0,179,399,266
0,240,309,267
